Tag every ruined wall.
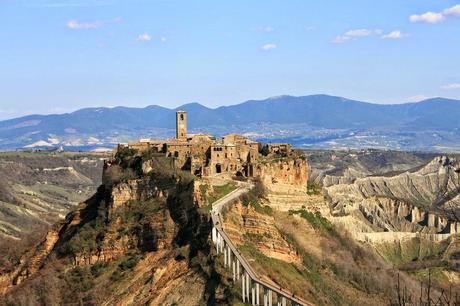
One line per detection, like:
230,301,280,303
256,158,308,193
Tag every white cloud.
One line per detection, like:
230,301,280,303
333,29,382,43
410,4,460,24
260,43,277,51
346,29,379,37
160,36,167,43
67,20,102,30
137,33,152,42
381,30,408,40
409,12,445,24
444,4,460,16
442,83,460,90
332,36,350,44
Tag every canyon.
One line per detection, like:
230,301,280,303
1,147,460,305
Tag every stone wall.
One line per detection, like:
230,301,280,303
255,158,308,193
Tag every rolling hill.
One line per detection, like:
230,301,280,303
1,95,460,151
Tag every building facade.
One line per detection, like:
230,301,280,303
125,111,261,177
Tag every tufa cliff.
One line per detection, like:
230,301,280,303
325,156,460,235
0,149,238,305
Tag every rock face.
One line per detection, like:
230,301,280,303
306,149,437,187
223,202,301,264
325,156,460,234
0,154,234,305
256,158,310,211
256,158,308,193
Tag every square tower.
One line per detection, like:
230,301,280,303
176,111,187,140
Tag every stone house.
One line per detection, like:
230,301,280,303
125,111,260,177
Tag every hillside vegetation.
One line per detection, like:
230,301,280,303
0,149,240,305
0,151,106,239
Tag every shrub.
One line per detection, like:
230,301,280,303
118,253,140,271
289,210,334,234
115,147,137,162
259,145,269,156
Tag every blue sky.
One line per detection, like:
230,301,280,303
1,0,460,119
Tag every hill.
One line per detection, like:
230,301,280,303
1,95,460,151
0,151,106,240
0,146,432,305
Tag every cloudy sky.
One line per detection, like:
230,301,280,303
1,0,459,119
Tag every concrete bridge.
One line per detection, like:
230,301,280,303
210,182,314,306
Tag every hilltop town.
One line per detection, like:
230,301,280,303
121,110,294,178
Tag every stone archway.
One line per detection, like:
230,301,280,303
215,163,222,174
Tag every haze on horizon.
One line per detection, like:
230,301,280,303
1,0,460,120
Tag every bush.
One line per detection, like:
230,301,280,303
118,253,140,271
289,210,334,234
307,181,321,195
102,164,137,186
259,145,269,156
115,147,137,162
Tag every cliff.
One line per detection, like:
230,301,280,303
0,150,236,305
325,156,460,234
223,202,301,264
255,157,312,212
256,157,308,193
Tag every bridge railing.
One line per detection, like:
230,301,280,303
210,183,314,306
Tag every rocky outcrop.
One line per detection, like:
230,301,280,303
256,158,308,193
0,153,228,305
256,157,311,212
325,156,460,235
223,202,301,263
111,178,167,209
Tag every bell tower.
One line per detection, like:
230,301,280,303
176,111,187,140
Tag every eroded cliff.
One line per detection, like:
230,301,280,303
0,150,236,305
325,156,460,234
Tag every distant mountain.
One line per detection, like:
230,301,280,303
1,95,460,151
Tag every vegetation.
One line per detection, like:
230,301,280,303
239,243,344,304
235,208,410,305
0,251,144,306
307,181,321,195
0,224,48,274
201,182,237,212
208,183,237,204
259,144,269,156
375,237,449,267
289,209,334,234
0,151,104,239
239,178,272,215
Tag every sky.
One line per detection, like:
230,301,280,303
1,0,460,120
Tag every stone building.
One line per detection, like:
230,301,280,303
125,111,260,177
267,143,292,155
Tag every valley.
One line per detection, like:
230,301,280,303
1,146,460,305
0,151,106,239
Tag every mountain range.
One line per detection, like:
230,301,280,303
1,95,460,151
